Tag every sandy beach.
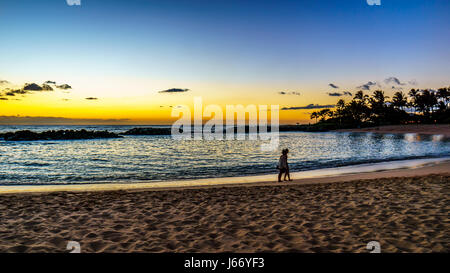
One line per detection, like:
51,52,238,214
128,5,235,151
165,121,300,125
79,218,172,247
0,162,448,253
336,124,450,137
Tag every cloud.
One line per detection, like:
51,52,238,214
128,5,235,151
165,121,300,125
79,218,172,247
23,83,43,91
327,91,352,97
158,88,190,93
23,81,69,90
391,86,404,91
281,104,335,110
357,81,377,90
327,92,343,97
56,84,72,90
1,84,46,99
408,79,418,86
329,83,339,89
21,82,54,92
3,89,27,96
0,80,71,101
42,84,53,91
384,77,405,86
278,91,301,96
85,97,98,100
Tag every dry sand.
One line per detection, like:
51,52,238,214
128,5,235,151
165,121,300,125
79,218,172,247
0,162,448,253
336,124,450,137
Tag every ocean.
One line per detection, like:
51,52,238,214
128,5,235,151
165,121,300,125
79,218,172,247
0,125,449,185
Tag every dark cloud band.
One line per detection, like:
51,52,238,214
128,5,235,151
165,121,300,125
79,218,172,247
327,91,352,97
278,91,301,96
0,80,72,101
158,88,190,93
384,77,405,86
56,84,72,90
281,104,335,110
357,81,376,90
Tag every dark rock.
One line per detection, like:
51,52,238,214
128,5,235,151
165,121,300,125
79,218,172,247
122,127,172,135
0,129,122,141
122,125,312,136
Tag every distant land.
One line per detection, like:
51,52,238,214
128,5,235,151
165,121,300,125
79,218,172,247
0,116,131,125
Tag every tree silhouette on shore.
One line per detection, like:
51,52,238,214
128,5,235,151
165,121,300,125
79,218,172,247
310,87,450,128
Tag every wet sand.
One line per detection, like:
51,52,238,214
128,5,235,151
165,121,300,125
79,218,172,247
0,164,448,253
336,124,450,137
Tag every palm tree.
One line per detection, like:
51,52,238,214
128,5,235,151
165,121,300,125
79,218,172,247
318,109,331,122
370,90,388,107
327,109,334,119
437,87,449,109
368,90,389,124
352,91,370,123
429,90,438,114
336,99,345,110
415,89,437,116
438,101,447,111
354,90,369,104
408,89,419,114
392,91,408,110
347,100,366,124
310,112,318,123
335,99,346,125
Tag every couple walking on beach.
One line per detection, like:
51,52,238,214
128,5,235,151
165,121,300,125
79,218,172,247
277,148,292,182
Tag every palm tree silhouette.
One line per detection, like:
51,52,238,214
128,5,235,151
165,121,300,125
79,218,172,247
437,87,449,106
305,86,449,127
408,88,419,115
310,112,318,123
392,91,407,111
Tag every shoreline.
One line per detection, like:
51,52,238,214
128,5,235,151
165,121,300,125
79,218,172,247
335,124,450,137
1,157,449,195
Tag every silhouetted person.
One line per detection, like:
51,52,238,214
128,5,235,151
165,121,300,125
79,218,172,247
278,148,292,182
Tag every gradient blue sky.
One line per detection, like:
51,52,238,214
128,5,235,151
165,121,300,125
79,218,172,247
0,0,449,123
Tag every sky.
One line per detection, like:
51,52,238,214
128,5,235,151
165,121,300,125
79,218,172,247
0,0,449,124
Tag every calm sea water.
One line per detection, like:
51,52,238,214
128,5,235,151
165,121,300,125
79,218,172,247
0,125,449,185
